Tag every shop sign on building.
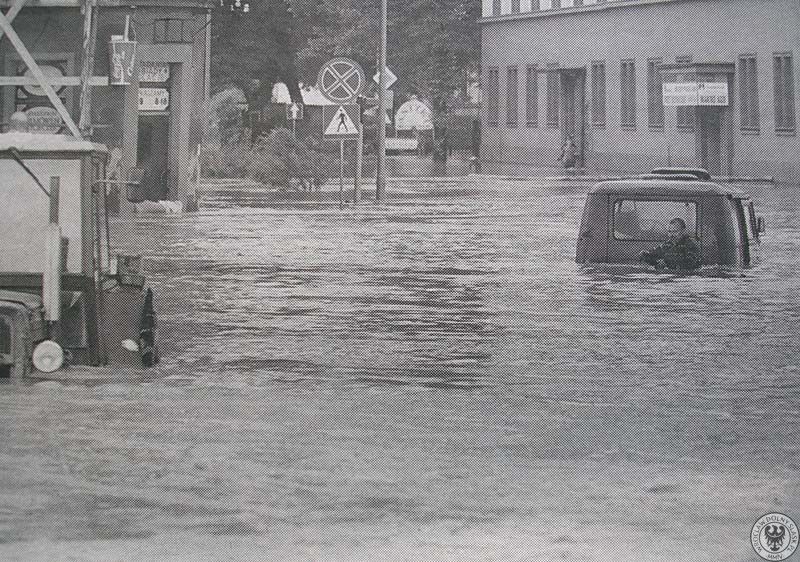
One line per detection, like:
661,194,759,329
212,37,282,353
663,81,728,106
24,106,62,133
663,82,698,106
139,87,169,111
394,96,433,131
139,62,170,83
697,82,728,105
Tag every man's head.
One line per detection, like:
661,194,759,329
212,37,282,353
667,217,687,240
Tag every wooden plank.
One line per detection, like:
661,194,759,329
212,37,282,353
0,0,211,7
0,76,109,86
0,10,82,138
0,0,28,43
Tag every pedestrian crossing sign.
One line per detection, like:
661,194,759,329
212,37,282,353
323,104,360,139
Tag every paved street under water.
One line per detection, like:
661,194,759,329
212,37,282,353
1,177,799,561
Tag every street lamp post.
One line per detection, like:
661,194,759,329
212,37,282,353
376,0,387,202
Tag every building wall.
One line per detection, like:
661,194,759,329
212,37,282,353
0,2,210,204
480,0,800,181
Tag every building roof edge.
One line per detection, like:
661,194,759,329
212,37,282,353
480,0,696,25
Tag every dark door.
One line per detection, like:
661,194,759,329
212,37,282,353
137,115,170,201
560,70,586,168
697,107,721,175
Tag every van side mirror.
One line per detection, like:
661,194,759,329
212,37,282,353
756,216,766,234
125,167,146,203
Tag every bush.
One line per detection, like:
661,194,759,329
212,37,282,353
200,142,251,178
247,128,335,190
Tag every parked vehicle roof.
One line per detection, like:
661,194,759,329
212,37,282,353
589,177,748,198
0,133,107,154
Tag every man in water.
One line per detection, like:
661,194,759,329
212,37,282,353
639,217,702,270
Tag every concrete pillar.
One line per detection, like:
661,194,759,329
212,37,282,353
168,61,192,209
120,70,139,216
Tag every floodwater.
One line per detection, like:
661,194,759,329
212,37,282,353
1,177,799,561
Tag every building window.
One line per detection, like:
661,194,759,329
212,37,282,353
526,65,538,127
774,52,796,133
591,61,605,128
511,0,520,13
621,59,636,128
487,67,499,127
507,66,519,127
647,58,664,129
493,0,501,16
153,18,190,43
676,55,694,130
546,64,559,128
738,55,759,132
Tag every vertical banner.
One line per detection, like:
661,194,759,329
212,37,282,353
108,38,137,85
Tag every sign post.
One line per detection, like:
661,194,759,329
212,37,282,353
318,58,366,209
339,139,345,209
322,104,360,209
355,103,363,204
286,102,303,136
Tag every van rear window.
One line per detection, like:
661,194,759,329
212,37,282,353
613,199,698,241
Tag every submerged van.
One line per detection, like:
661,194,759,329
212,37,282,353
576,168,765,267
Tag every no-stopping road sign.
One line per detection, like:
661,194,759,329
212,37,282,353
317,58,366,104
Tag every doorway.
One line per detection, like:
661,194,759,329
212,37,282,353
697,107,722,175
559,69,586,168
137,115,170,201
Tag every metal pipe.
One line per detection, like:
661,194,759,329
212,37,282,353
375,0,387,201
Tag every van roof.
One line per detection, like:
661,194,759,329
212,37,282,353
589,178,748,198
0,132,106,154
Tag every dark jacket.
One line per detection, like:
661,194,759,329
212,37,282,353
640,234,702,270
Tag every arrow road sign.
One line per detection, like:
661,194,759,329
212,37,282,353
317,58,366,104
323,104,360,139
286,102,304,121
373,67,397,89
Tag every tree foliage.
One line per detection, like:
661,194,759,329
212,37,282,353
292,0,481,112
212,0,303,107
210,0,481,126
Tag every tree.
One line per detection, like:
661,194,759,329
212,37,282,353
291,0,480,113
212,0,303,110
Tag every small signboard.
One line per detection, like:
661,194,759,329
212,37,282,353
317,58,365,104
139,62,170,83
139,87,169,111
24,106,62,134
323,104,360,139
386,137,418,151
373,67,397,89
663,81,728,106
286,102,304,121
394,97,433,131
697,82,729,106
663,82,698,106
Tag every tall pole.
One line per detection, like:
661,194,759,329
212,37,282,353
339,139,345,210
376,0,387,201
354,116,363,203
78,0,98,138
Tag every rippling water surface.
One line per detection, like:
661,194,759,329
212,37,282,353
1,178,798,560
